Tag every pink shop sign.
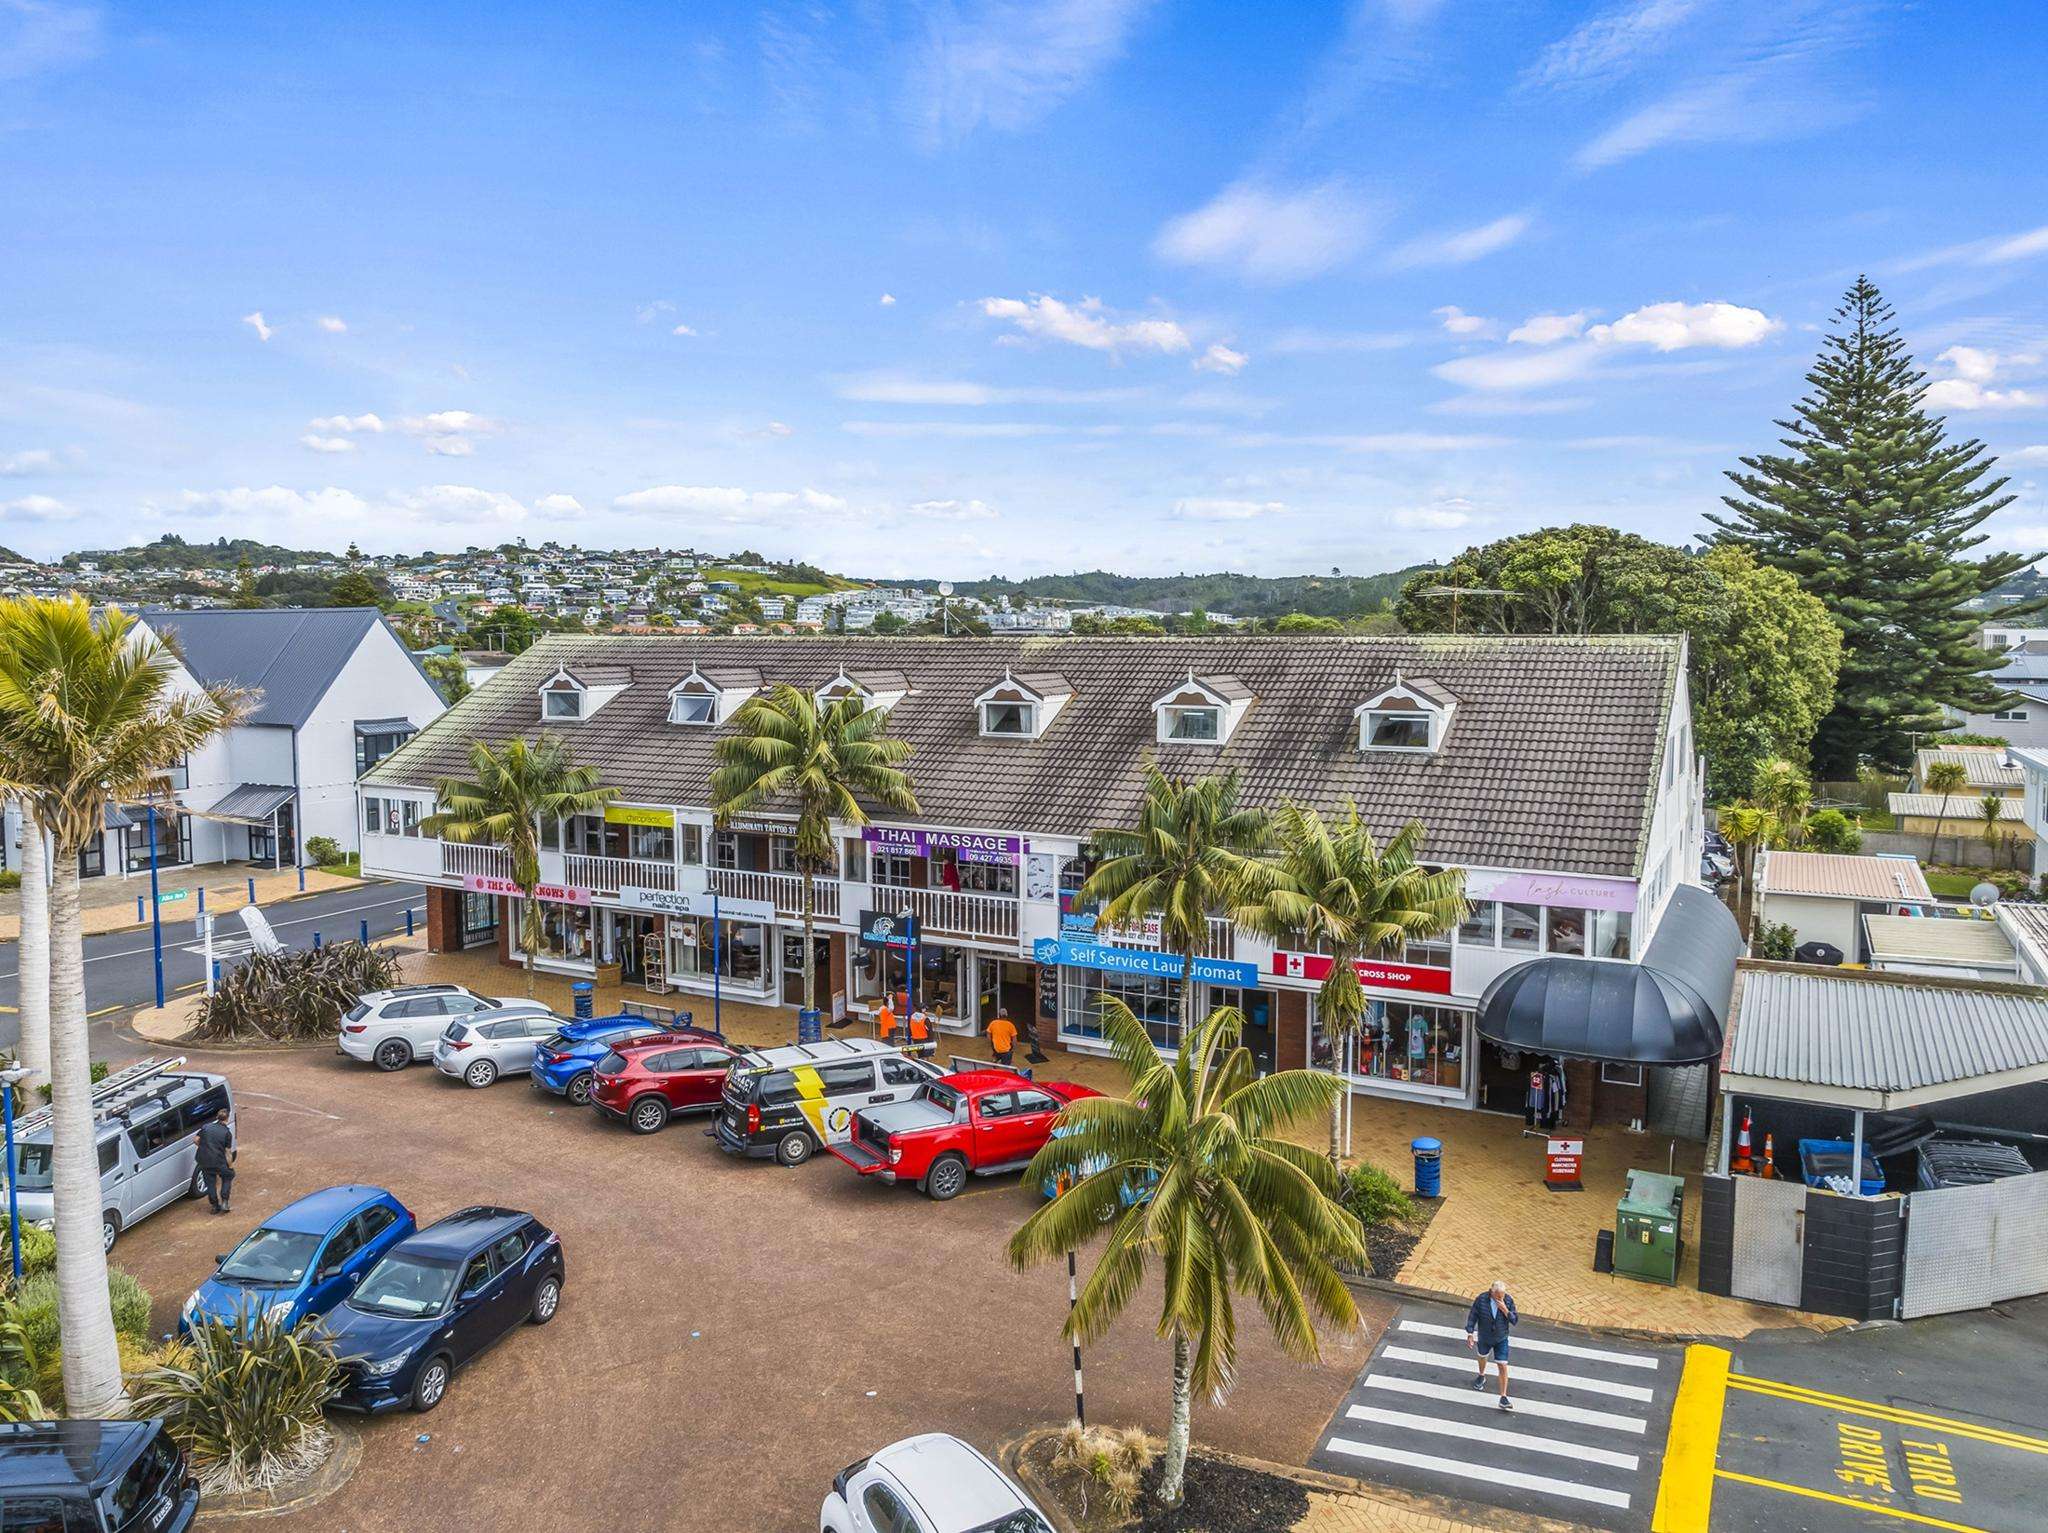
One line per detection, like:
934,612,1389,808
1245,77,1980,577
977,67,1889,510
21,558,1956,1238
1463,868,1637,913
462,874,593,906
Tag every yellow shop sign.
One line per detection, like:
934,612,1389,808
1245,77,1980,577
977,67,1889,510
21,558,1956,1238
604,804,675,828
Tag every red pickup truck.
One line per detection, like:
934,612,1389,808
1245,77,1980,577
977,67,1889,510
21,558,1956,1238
827,1070,1100,1201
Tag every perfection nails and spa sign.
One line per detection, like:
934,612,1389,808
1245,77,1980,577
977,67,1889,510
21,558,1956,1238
1463,868,1638,913
862,826,1024,865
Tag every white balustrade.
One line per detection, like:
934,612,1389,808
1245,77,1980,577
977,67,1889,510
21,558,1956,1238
889,886,1020,941
566,853,678,896
440,842,512,881
708,867,842,919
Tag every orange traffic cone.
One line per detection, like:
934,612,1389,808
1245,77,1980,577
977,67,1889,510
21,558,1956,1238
1731,1110,1755,1173
1761,1132,1777,1180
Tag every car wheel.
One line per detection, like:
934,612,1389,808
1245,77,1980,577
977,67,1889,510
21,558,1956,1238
565,1071,594,1107
529,1276,561,1325
186,1169,206,1200
775,1130,814,1167
463,1059,498,1089
410,1356,451,1413
629,1097,670,1135
101,1211,120,1253
374,1039,412,1071
926,1154,968,1201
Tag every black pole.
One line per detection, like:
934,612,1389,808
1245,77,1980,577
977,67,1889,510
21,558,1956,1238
1067,1246,1085,1427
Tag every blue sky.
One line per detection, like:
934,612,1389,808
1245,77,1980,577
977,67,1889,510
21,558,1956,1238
3,0,2046,580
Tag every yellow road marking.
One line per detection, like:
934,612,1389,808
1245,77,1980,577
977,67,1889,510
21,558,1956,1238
1652,1343,1731,1533
0,1005,15,1015
1728,1377,2048,1456
87,1005,121,1018
1714,1469,1991,1532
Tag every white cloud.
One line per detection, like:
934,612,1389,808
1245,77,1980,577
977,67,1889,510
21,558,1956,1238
614,484,847,518
1434,305,1496,338
878,293,897,307
388,485,531,526
1192,343,1248,376
2016,446,2048,462
1585,300,1778,350
308,413,386,434
424,437,475,457
1941,345,2000,383
763,421,794,437
1389,213,1531,269
835,374,1141,406
396,410,501,456
908,0,1159,144
1228,431,1508,452
905,499,999,521
1266,329,1412,356
635,299,677,324
1525,0,1699,89
298,434,357,454
1392,502,1474,529
672,324,698,337
1899,223,2048,273
0,0,102,82
155,484,531,539
316,315,347,334
842,420,1065,439
1154,179,1375,282
1172,497,1285,520
241,311,273,342
1508,311,1589,345
0,494,71,521
536,493,585,514
1924,379,2041,412
978,295,1190,355
1,448,64,476
1435,342,1602,392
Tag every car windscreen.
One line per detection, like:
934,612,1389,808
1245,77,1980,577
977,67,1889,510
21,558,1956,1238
218,1227,323,1284
11,1143,54,1191
968,1514,1056,1533
103,1429,181,1527
350,1252,460,1317
344,1003,371,1022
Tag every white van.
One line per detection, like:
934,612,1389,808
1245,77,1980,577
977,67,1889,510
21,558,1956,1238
712,1038,942,1166
11,1057,234,1252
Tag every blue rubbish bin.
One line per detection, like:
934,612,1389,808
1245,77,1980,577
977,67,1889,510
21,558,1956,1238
571,981,594,1021
797,1007,823,1044
1412,1136,1443,1198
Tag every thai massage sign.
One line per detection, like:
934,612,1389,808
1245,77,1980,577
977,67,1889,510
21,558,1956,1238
1271,950,1453,996
1463,868,1637,913
462,873,591,906
862,826,1023,865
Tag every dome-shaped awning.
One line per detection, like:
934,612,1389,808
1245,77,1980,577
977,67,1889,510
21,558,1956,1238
1476,885,1740,1066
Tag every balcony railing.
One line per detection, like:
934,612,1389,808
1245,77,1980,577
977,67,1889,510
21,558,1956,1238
890,886,1019,942
566,853,678,897
441,843,512,881
708,867,841,921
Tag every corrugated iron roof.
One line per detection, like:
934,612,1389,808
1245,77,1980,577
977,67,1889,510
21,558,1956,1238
142,607,411,728
1915,745,2023,791
1863,914,2015,966
1887,792,2026,821
1757,851,1935,903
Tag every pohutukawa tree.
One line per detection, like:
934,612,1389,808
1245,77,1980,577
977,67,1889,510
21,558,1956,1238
1710,277,2037,776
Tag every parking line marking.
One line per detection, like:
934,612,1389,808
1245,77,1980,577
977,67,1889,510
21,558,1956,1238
1343,1403,1641,1470
1325,1438,1631,1510
1713,1470,1991,1532
1651,1343,1729,1533
1360,1374,1648,1434
1380,1345,1656,1403
87,1004,121,1018
1727,1377,2048,1455
1398,1319,1660,1369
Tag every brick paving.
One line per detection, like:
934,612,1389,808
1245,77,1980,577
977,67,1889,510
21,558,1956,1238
1293,1490,1501,1532
0,860,358,940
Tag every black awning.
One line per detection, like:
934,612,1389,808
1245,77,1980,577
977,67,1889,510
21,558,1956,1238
1475,885,1740,1066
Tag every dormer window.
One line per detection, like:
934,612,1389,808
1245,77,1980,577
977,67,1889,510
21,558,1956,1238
539,664,630,723
669,690,716,725
816,668,908,714
541,676,585,720
1355,675,1455,754
1152,674,1251,746
975,671,1070,739
983,702,1036,736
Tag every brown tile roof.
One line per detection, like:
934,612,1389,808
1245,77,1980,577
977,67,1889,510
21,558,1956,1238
365,633,1684,878
1758,850,1936,902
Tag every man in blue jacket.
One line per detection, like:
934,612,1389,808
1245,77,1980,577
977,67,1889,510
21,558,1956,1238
1465,1280,1519,1411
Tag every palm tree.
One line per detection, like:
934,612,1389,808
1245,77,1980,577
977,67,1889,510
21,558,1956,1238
710,685,918,1017
1233,802,1466,1167
1719,805,1773,935
1978,793,2006,869
423,735,617,996
1923,759,1968,862
1008,1000,1363,1509
12,801,50,1091
0,597,240,1416
1079,765,1271,1050
1749,758,1812,849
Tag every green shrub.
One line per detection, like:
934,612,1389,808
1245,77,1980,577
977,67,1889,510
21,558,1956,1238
131,1310,342,1494
1804,808,1862,854
9,1267,152,1376
0,1312,46,1422
190,942,402,1043
1340,1162,1415,1225
303,836,344,867
0,871,19,893
0,1222,57,1280
1758,921,1798,961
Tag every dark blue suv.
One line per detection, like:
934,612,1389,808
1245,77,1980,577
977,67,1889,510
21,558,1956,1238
325,1207,564,1414
0,1419,199,1530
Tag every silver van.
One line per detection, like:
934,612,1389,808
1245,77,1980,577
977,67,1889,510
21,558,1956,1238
11,1057,234,1253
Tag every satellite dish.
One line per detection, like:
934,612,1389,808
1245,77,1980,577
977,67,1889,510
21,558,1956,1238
240,905,284,955
1970,881,2001,908
938,581,953,597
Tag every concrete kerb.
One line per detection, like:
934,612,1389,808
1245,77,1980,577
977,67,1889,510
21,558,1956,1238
1340,1271,1747,1348
121,930,423,1052
192,1421,362,1522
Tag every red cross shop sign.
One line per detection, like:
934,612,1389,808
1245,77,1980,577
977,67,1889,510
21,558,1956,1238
1545,1136,1584,1191
1270,950,1452,995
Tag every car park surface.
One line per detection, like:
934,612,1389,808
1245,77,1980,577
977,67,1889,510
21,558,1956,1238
108,1041,1385,1533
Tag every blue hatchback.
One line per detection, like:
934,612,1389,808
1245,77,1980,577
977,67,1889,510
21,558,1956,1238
529,1014,686,1105
180,1185,415,1335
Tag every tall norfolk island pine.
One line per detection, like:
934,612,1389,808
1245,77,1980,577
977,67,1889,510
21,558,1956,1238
1711,277,2038,777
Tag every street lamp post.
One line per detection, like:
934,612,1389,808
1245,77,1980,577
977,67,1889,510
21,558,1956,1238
0,1064,25,1282
145,797,166,1010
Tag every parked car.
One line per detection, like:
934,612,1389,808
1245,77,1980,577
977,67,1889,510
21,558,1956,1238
180,1185,415,1337
828,1071,1098,1200
339,984,547,1071
713,1038,944,1166
433,1009,570,1088
325,1206,564,1414
822,1433,1054,1533
11,1056,231,1253
530,1016,688,1106
0,1419,200,1532
1039,1119,1157,1219
589,1030,739,1133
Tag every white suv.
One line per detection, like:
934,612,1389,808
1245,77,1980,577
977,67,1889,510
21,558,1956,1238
339,985,546,1071
822,1435,1053,1533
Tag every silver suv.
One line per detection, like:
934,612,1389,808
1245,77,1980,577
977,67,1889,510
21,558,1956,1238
339,985,545,1070
433,1008,569,1088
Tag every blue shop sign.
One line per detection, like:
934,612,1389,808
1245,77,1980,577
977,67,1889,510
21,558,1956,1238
1032,937,1257,989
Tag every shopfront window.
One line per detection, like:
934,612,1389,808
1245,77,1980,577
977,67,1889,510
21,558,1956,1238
1457,900,1498,946
1590,908,1633,959
627,823,674,861
461,893,498,943
851,940,911,1009
1061,968,1182,1052
712,831,739,869
1544,907,1587,956
670,917,767,985
1500,903,1541,950
931,848,1016,895
871,851,914,888
678,824,704,865
1313,1001,1466,1092
769,835,800,874
537,901,594,965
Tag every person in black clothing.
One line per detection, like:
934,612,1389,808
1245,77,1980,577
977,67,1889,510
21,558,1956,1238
193,1107,235,1215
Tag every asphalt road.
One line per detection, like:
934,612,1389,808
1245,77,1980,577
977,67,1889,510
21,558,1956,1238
0,880,426,1060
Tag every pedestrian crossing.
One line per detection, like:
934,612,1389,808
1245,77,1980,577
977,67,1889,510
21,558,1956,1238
1311,1304,1676,1531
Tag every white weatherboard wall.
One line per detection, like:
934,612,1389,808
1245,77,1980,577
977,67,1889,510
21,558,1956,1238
1757,892,1859,956
299,629,446,856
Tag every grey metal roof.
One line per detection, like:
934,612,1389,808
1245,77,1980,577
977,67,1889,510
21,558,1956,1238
143,608,405,728
365,634,1684,879
1725,966,2048,1104
354,717,417,736
206,783,295,823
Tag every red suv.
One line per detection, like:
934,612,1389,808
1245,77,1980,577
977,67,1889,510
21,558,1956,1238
590,1030,739,1134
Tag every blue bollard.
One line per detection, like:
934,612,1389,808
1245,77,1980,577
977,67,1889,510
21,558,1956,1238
197,886,206,915
797,1008,823,1044
135,895,145,922
212,960,221,989
297,865,306,892
247,876,255,902
312,931,322,950
360,918,370,946
405,908,415,937
1411,1136,1443,1198
571,982,594,1021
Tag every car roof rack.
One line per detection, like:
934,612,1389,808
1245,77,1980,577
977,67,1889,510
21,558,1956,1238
11,1056,202,1140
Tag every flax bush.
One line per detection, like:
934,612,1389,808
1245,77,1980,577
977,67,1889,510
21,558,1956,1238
190,942,402,1043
